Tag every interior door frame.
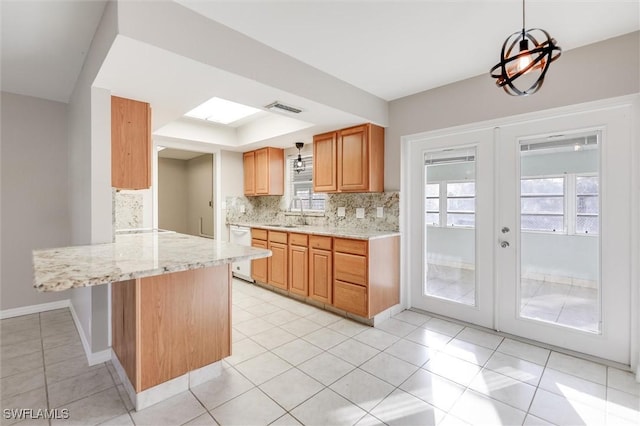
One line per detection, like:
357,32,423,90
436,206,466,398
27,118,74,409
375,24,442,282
401,94,639,370
152,137,221,239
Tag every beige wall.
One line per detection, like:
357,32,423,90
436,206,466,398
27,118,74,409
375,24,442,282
158,158,188,234
1,92,71,310
386,31,640,190
187,154,214,237
158,154,214,237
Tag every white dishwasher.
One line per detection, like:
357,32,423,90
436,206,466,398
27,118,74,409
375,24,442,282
229,225,253,282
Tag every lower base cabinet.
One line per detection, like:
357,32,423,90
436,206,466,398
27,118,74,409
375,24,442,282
333,280,368,317
309,247,332,304
250,228,399,319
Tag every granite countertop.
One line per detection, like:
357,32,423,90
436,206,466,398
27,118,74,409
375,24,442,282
33,231,271,292
229,222,400,240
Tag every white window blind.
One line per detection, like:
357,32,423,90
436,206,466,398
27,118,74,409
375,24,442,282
289,154,326,211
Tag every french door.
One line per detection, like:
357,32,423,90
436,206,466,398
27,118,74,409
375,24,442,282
408,102,634,364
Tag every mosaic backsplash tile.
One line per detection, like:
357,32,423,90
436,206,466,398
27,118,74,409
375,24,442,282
226,192,399,231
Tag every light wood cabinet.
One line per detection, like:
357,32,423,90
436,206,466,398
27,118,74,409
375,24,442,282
313,123,384,193
309,236,333,304
111,96,152,190
289,233,309,297
243,147,284,196
112,266,230,392
313,131,338,192
243,151,255,195
251,229,268,283
268,231,288,290
249,227,399,319
332,236,400,318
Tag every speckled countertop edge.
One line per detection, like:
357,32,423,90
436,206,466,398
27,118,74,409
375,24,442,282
33,232,271,292
228,222,400,240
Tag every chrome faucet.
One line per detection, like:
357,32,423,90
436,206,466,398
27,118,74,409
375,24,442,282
289,196,307,225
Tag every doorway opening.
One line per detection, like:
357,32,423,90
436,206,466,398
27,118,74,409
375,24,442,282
157,148,214,238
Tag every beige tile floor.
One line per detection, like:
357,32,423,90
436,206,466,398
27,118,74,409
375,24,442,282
427,265,599,332
1,279,638,426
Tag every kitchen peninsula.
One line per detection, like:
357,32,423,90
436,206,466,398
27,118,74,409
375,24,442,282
32,231,271,410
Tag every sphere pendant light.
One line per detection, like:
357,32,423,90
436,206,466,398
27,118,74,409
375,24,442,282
293,142,306,174
490,0,561,96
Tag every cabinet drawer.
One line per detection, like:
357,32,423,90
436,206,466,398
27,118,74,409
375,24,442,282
334,252,367,286
334,280,368,317
289,233,308,247
268,231,288,244
334,238,367,255
309,235,332,250
251,228,267,240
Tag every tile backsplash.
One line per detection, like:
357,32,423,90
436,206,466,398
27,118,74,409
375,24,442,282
225,192,399,231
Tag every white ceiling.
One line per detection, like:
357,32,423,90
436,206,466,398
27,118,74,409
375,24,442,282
1,0,638,148
177,0,640,101
1,0,107,103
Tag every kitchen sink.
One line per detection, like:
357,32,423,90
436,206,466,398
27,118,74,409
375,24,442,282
264,224,298,228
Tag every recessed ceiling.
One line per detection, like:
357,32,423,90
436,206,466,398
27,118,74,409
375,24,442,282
177,0,640,100
158,148,209,161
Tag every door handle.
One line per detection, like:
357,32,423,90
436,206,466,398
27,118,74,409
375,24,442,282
500,241,510,248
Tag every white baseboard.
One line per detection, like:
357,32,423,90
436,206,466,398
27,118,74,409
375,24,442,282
0,299,70,319
68,301,112,366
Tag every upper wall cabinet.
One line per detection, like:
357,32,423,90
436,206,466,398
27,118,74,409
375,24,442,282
313,123,384,193
312,131,338,192
111,96,151,190
243,147,284,196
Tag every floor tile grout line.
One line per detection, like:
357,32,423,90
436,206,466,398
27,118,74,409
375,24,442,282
37,312,53,426
523,346,553,423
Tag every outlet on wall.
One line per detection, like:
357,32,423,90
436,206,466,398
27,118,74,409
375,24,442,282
337,207,346,217
239,205,246,213
377,207,384,218
356,208,365,219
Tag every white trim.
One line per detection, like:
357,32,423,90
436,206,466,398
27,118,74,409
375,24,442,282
69,300,111,366
0,299,70,319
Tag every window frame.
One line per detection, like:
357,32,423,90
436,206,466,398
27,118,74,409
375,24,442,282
286,153,326,213
425,179,476,229
519,173,599,236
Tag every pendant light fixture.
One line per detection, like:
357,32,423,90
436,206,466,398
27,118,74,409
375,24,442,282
293,142,306,174
490,0,561,96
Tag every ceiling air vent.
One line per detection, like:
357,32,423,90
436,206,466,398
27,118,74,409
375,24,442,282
264,101,303,114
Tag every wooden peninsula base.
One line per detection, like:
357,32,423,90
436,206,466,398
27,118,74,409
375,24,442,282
111,265,231,410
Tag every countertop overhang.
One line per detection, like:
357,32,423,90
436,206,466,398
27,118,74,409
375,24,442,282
229,222,400,240
33,232,271,292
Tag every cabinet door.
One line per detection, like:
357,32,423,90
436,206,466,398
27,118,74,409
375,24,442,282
111,96,151,190
255,148,269,194
338,125,369,191
243,151,255,195
313,132,338,192
251,239,268,283
289,245,308,297
309,248,332,303
268,242,288,290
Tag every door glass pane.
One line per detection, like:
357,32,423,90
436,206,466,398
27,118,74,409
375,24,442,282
424,148,476,305
519,134,600,333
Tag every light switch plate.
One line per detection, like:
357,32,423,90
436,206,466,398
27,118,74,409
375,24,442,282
337,207,346,217
221,201,227,210
356,208,365,219
239,205,246,213
377,207,384,218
